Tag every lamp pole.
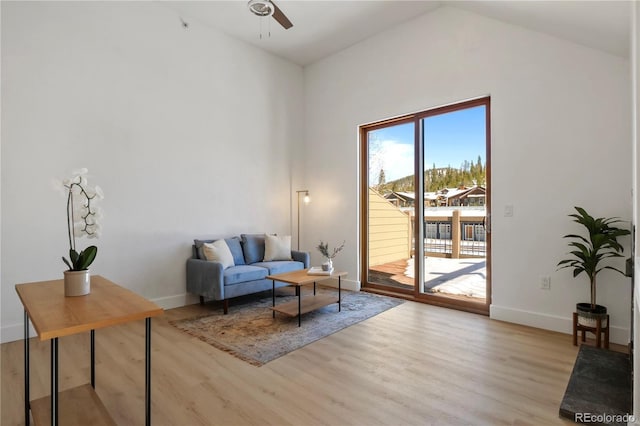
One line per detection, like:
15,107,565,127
296,190,310,250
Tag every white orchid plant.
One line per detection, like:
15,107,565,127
61,168,104,271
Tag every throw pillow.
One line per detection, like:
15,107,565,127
224,237,245,266
202,240,235,269
264,234,292,261
241,233,266,264
193,239,214,260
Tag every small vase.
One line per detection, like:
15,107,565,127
321,258,333,272
64,270,91,296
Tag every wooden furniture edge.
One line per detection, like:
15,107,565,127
271,294,339,317
15,275,163,341
266,270,348,286
37,309,163,341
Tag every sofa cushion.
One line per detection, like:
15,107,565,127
225,237,245,266
224,265,269,286
203,240,235,269
252,261,304,275
241,233,266,264
264,234,292,261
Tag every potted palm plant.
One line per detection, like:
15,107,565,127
557,206,630,327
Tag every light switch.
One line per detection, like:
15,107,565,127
504,204,514,217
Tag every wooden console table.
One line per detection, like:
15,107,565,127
15,275,163,425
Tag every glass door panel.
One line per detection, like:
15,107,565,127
366,121,416,291
421,105,488,305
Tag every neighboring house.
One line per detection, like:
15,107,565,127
369,188,412,267
384,186,486,208
439,186,486,207
384,191,415,208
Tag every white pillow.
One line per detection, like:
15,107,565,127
202,240,235,269
263,235,292,261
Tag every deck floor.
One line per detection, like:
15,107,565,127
369,256,486,300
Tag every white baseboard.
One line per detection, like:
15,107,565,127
152,292,199,310
490,304,629,346
317,277,360,292
1,322,37,344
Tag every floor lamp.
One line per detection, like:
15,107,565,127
296,190,311,250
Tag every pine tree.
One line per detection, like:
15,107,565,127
377,168,386,189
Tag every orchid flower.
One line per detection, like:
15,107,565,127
60,169,104,271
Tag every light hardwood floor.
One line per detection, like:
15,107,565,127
1,299,601,425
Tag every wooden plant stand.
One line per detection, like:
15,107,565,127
572,312,609,349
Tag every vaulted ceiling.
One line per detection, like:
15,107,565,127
164,1,632,66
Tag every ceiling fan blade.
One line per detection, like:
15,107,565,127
272,1,293,29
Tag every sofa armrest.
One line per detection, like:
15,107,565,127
291,250,311,268
186,258,224,300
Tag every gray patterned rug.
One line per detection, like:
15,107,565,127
170,289,404,366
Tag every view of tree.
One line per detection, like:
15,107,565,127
377,168,386,189
373,157,486,193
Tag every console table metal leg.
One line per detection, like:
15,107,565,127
272,281,275,318
145,318,151,426
91,329,95,388
51,337,58,426
24,310,30,425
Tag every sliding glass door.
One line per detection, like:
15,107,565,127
361,98,491,314
365,120,416,293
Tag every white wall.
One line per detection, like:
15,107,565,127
302,6,632,343
0,2,303,342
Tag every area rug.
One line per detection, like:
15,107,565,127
170,289,404,366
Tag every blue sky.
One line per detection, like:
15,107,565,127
368,105,486,183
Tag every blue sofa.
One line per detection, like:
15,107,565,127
186,234,310,314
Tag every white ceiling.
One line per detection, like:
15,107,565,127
163,1,632,66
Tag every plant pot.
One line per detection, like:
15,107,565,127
576,302,607,328
64,270,91,296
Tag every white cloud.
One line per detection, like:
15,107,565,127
369,139,414,184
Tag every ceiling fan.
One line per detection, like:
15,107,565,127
247,0,293,30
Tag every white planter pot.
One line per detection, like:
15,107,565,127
64,270,91,296
576,303,608,328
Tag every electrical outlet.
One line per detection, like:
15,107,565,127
540,276,551,290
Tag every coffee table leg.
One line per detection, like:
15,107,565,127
298,290,301,327
338,276,342,312
272,280,275,318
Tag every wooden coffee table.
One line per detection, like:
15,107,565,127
267,269,347,326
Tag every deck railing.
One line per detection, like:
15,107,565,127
422,211,486,258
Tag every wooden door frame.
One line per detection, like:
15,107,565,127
360,97,491,316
